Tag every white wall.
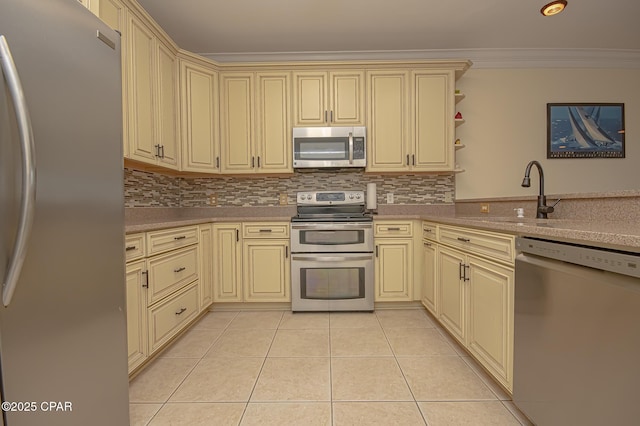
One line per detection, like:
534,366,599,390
455,68,640,199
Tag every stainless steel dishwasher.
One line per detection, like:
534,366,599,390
514,237,640,426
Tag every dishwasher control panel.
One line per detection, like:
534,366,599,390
516,237,640,279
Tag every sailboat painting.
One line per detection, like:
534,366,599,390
547,103,625,158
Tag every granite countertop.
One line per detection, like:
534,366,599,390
125,212,640,253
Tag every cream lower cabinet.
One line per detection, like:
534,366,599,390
436,225,515,392
421,222,438,316
125,225,203,375
198,224,214,310
213,222,290,303
212,223,243,302
374,221,414,301
125,259,147,373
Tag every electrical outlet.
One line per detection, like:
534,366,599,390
208,194,216,206
480,203,490,213
279,193,288,205
387,193,394,204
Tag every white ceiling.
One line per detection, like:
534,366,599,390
136,0,640,63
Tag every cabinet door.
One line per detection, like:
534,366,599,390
220,73,255,173
125,260,147,373
422,240,438,315
375,239,413,301
126,13,156,165
255,72,292,173
213,224,243,302
467,255,514,391
198,224,214,311
180,59,220,172
97,0,126,32
155,40,179,169
438,246,466,344
330,71,365,125
412,71,454,171
366,70,410,172
243,240,290,302
292,72,327,126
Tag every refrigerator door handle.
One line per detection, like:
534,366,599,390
0,35,37,307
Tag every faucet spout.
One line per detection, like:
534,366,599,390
522,160,552,219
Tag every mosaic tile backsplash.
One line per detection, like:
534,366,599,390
124,168,455,208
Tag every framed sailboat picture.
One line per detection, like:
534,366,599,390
547,103,625,158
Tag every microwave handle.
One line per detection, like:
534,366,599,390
348,132,353,165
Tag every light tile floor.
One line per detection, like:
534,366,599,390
129,308,533,426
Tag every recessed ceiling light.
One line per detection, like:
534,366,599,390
541,0,567,16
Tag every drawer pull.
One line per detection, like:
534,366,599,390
174,267,186,273
174,236,186,241
423,242,432,247
423,229,433,233
457,237,471,242
141,271,149,288
259,229,272,233
387,227,401,231
175,307,187,315
125,245,136,251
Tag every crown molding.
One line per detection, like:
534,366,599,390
201,48,640,68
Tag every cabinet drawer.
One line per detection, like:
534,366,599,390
242,222,290,239
422,222,438,242
148,281,199,353
374,221,413,237
439,225,515,263
146,226,198,256
125,233,146,262
147,246,199,305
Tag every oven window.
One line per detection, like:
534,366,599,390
300,267,365,300
300,229,364,245
295,139,348,160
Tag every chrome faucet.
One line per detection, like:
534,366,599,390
521,160,557,219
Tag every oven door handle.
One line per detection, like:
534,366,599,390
291,223,372,230
291,255,373,262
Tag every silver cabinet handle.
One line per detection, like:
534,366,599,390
387,227,401,231
324,110,328,123
174,267,186,273
1,36,36,307
174,236,186,240
175,307,187,315
141,271,149,288
459,263,465,280
251,156,255,168
330,111,334,123
375,245,379,258
457,237,470,242
464,264,470,282
406,154,410,166
257,156,261,168
348,132,354,165
285,246,289,258
216,156,220,168
259,229,272,233
125,245,137,251
159,144,165,159
412,154,415,166
154,144,160,157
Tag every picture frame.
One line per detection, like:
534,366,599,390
547,103,625,159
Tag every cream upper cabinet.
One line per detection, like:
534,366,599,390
255,72,292,173
220,72,292,174
212,223,243,302
95,0,126,32
180,55,220,173
125,11,179,169
412,71,455,171
293,71,364,126
366,70,410,172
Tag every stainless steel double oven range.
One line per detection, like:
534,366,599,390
290,191,374,312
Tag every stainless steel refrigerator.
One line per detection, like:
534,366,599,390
1,0,130,425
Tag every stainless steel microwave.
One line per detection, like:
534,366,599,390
292,127,366,169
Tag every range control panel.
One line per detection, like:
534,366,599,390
296,191,364,205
